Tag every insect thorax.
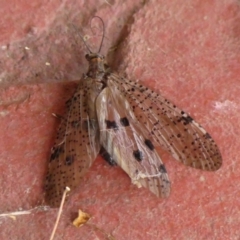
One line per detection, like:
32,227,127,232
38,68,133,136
85,53,110,81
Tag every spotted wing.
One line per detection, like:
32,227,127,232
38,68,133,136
45,78,102,207
96,85,171,198
109,74,222,171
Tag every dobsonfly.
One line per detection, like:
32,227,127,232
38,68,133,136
44,17,222,207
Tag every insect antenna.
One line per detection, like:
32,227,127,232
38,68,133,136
90,16,105,53
73,16,105,54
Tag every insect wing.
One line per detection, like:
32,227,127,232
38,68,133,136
110,74,222,171
96,83,171,198
45,78,102,207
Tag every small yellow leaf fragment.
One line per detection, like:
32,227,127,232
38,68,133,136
73,210,91,227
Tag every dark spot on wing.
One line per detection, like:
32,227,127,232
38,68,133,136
159,164,167,173
50,145,64,162
105,120,118,130
65,155,75,166
204,133,211,139
71,120,80,128
100,147,116,166
133,150,143,161
178,114,193,125
120,117,129,127
145,139,154,151
45,174,52,189
82,120,89,131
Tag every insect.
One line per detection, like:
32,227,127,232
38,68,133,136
44,17,222,207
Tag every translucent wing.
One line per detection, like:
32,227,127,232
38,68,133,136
45,78,102,207
96,84,171,198
109,74,222,171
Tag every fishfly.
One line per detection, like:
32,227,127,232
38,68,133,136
45,18,222,207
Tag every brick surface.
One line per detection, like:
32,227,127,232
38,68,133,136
0,0,239,239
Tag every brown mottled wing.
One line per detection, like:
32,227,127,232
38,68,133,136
96,85,171,198
45,78,102,207
110,74,222,171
